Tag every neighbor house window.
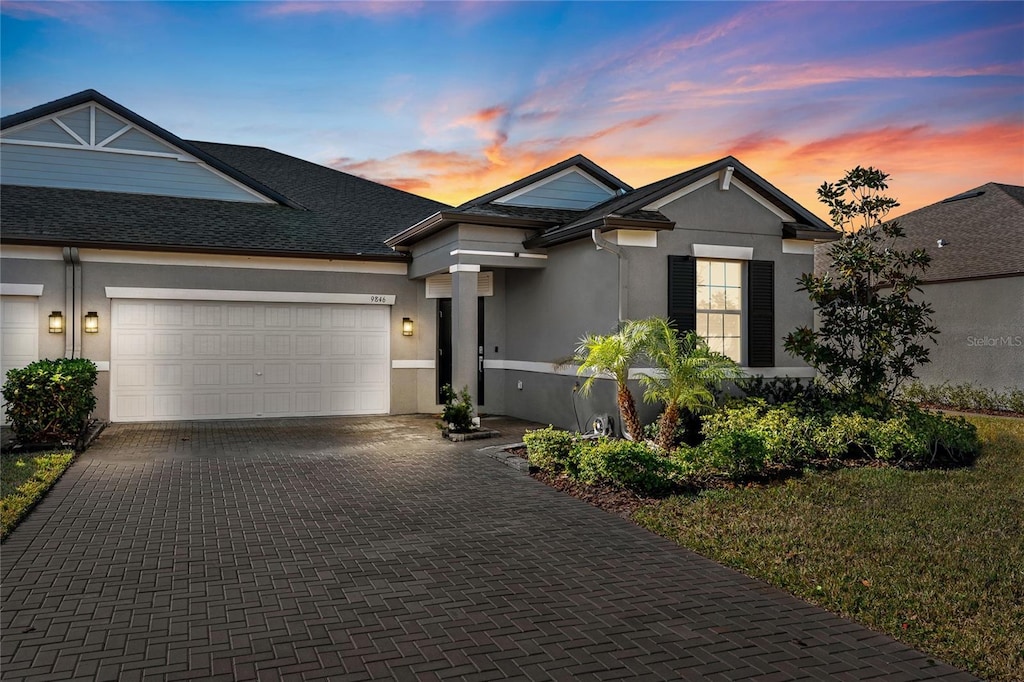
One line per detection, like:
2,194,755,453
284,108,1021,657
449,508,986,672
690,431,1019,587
697,259,743,362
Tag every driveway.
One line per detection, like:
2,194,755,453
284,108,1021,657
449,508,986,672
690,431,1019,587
2,416,975,681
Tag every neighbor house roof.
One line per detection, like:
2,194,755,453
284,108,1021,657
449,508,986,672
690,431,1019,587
1,91,449,259
386,154,835,249
890,182,1024,282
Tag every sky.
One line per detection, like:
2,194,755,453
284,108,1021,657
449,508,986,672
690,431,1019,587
1,0,1022,218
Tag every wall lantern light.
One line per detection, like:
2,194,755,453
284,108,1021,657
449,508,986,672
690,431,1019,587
48,311,64,334
83,311,100,334
402,317,414,336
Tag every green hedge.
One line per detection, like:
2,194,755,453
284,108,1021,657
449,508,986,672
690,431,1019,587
2,358,97,446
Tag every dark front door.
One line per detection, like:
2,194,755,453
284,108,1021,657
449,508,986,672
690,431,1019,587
436,297,485,405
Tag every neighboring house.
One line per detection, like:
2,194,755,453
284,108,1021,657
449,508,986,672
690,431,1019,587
1,90,838,429
864,184,1022,392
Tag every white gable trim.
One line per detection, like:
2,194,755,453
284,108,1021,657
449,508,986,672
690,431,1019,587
643,174,718,210
732,178,794,221
493,166,616,205
1,102,275,204
692,244,754,260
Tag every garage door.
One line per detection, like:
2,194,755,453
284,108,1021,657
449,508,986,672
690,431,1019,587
1,296,39,424
111,300,389,422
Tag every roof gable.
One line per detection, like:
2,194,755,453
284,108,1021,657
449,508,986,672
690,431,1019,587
460,154,631,209
1,90,300,207
495,166,620,210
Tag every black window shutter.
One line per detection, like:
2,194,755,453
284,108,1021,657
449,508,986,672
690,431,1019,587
667,256,696,333
747,260,774,367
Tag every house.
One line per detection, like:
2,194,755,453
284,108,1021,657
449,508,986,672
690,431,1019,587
869,184,1023,392
1,90,838,429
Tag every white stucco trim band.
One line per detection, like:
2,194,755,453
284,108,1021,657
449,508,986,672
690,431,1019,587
392,359,436,369
449,249,547,260
484,359,815,379
0,283,45,296
449,264,481,273
105,287,396,305
691,244,754,260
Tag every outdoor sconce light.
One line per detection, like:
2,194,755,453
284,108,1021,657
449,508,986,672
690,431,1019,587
48,311,64,334
402,317,414,336
83,311,99,334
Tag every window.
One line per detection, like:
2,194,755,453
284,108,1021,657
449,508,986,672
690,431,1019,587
697,259,743,362
667,255,774,368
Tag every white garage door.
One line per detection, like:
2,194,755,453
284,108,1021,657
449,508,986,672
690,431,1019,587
111,300,390,422
1,296,40,424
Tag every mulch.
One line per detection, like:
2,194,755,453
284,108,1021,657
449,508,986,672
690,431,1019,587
530,470,660,518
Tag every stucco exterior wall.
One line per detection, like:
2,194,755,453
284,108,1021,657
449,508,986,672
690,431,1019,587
496,181,821,431
913,276,1024,391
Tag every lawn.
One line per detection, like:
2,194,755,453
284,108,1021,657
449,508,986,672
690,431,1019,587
1,449,75,541
634,415,1024,682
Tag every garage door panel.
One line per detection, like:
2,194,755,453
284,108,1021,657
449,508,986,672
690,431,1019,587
111,300,389,421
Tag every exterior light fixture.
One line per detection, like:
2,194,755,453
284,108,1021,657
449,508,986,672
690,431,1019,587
83,311,99,334
48,311,64,334
402,317,414,336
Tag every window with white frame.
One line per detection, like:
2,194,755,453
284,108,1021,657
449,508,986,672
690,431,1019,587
696,259,742,362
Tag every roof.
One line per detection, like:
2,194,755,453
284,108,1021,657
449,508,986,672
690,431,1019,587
386,155,835,249
889,182,1024,282
1,91,449,259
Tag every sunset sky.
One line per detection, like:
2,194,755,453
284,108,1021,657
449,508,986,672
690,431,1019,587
2,1,1022,219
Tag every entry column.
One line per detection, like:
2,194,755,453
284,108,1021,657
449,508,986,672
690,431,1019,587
449,264,479,406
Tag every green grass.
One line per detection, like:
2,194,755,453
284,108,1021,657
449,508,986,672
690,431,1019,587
1,449,75,541
634,416,1024,682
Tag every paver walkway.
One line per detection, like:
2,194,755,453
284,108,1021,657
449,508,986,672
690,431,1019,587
1,416,976,681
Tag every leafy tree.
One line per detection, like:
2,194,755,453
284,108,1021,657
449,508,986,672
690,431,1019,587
784,166,938,412
574,320,650,440
637,319,741,453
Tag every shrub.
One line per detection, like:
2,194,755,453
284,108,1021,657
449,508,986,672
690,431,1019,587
813,412,877,460
688,430,769,479
577,439,677,495
439,384,474,433
523,426,575,472
903,381,1024,415
703,401,815,467
2,359,97,445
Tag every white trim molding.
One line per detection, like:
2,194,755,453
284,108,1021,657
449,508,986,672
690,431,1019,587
691,244,754,261
105,287,396,305
642,174,718,211
391,359,436,369
732,178,794,221
483,359,816,380
719,166,735,191
782,239,817,255
449,263,481,273
0,283,44,296
449,249,547,260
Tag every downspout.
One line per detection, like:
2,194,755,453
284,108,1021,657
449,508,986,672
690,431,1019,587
591,228,628,323
62,247,82,359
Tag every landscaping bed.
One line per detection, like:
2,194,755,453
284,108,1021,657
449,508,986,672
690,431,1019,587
1,448,76,541
523,415,1022,682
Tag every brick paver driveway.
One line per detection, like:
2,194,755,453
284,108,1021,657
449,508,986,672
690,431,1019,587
2,416,975,681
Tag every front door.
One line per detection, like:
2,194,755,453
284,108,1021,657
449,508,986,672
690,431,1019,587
437,297,484,404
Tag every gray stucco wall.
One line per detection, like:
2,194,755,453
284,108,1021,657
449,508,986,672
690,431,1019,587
912,276,1024,391
497,181,820,431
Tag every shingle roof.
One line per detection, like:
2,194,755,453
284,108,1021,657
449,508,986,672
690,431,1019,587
191,141,449,256
0,91,449,259
890,182,1024,282
457,154,632,208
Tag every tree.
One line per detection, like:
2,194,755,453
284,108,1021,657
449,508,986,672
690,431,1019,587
637,319,740,453
784,166,938,412
573,320,650,440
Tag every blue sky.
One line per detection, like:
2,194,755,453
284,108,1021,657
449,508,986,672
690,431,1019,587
2,1,1022,213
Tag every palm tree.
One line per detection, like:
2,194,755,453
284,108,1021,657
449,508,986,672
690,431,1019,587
638,318,741,453
573,320,651,441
